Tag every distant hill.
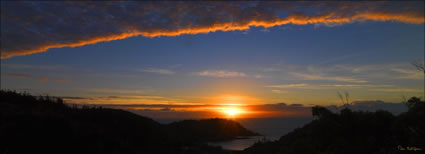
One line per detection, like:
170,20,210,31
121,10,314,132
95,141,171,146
0,90,258,154
243,98,425,154
167,118,259,143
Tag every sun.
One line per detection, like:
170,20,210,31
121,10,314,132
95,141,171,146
223,107,242,118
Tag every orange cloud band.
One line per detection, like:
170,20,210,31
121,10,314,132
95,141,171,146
1,6,423,59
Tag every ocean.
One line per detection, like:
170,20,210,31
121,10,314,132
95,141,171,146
157,117,313,151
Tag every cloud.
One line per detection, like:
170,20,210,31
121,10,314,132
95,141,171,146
85,88,152,95
197,70,247,78
54,79,72,83
266,83,393,89
266,83,423,95
291,72,368,83
109,101,408,118
391,68,424,80
369,88,424,93
253,75,267,79
7,73,32,78
138,68,175,75
266,83,309,88
344,100,407,115
6,73,71,83
63,94,180,105
252,100,408,118
1,1,423,59
37,77,71,83
260,28,270,33
2,64,66,70
251,103,312,117
303,63,424,81
159,107,174,111
61,93,409,118
61,96,88,100
262,68,283,72
39,78,49,82
271,89,287,94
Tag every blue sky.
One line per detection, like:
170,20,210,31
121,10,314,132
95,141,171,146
1,1,424,118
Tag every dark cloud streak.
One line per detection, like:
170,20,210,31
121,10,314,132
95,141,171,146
1,1,423,59
73,100,408,119
7,73,32,78
6,73,71,83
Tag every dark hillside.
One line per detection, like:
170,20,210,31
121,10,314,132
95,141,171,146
166,118,260,143
243,98,425,154
0,90,166,154
0,90,257,154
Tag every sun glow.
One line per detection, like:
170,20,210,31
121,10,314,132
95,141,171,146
222,107,243,118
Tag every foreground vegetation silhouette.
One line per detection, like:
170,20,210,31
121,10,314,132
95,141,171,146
0,90,257,154
1,90,423,154
244,97,425,154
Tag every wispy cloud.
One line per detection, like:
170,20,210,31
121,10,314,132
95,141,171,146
39,78,49,82
85,88,152,95
271,89,288,94
2,64,66,70
305,63,424,80
291,72,368,83
391,68,424,80
253,75,267,79
7,73,32,78
196,70,268,79
1,1,423,59
6,73,71,83
266,83,392,90
74,100,408,118
260,28,271,33
266,83,309,89
262,68,283,72
197,70,247,78
369,88,424,93
54,79,72,83
137,68,175,75
63,94,191,108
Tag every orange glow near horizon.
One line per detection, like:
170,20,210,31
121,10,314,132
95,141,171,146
62,93,315,119
215,95,249,118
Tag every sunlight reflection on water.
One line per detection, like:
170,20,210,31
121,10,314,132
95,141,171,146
211,117,313,150
158,117,313,151
208,136,266,151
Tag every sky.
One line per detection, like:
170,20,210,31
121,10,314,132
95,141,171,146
1,1,424,119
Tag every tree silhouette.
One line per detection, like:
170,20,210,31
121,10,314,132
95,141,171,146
411,60,425,74
405,97,421,109
312,106,334,119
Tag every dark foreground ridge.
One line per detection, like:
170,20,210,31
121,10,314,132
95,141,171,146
1,90,424,154
0,90,257,154
243,98,425,154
